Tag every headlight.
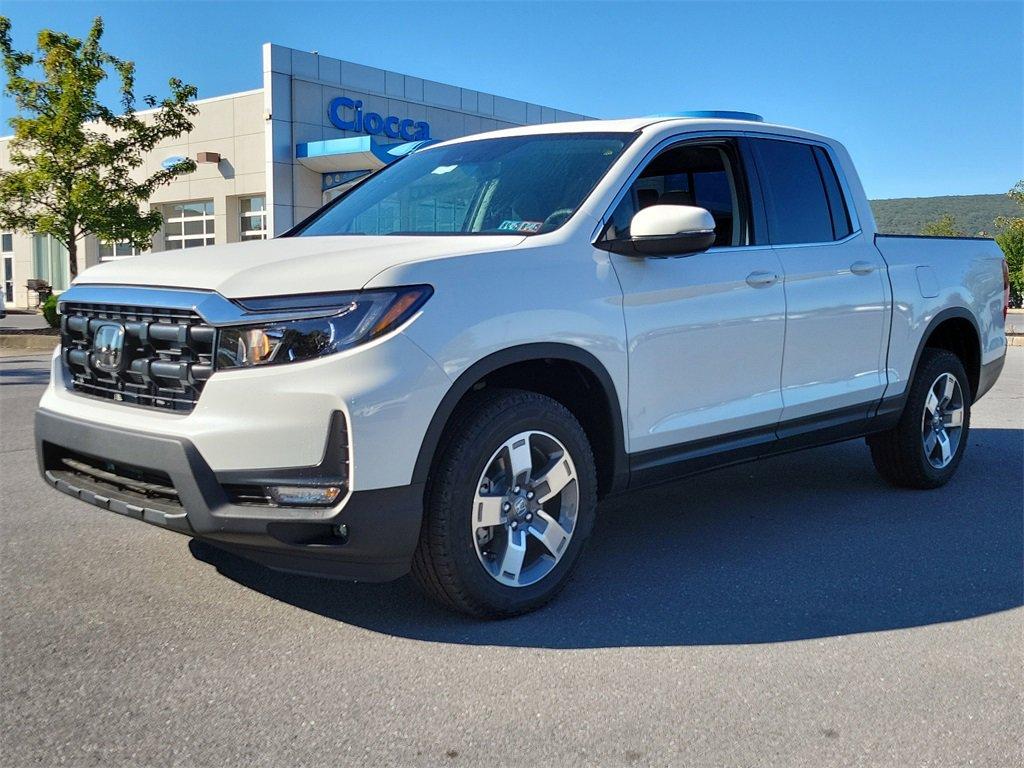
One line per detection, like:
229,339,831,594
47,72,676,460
216,285,432,369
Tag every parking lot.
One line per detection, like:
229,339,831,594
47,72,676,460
1,348,1021,767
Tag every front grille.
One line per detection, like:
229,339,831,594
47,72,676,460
61,302,216,412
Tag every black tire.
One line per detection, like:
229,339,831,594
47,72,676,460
411,389,598,618
867,348,972,489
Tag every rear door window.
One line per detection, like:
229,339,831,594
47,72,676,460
752,138,835,245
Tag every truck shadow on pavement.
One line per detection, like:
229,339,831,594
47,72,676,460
190,426,1023,648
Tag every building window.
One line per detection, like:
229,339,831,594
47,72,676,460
164,200,215,249
240,196,267,241
2,233,12,304
99,241,144,261
3,255,12,303
32,234,70,291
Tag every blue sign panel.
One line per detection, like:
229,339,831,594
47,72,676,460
327,97,430,141
160,155,187,170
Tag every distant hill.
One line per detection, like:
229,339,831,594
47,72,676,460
870,194,1017,236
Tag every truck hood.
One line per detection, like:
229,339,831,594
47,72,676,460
74,235,525,298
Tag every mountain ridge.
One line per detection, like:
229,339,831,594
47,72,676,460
869,193,1017,236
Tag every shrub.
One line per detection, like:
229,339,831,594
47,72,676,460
919,214,966,237
996,223,1024,308
42,294,60,327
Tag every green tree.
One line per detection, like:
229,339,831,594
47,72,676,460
919,214,966,237
995,180,1024,307
0,16,198,280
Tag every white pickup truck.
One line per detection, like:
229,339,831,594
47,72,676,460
36,114,1009,617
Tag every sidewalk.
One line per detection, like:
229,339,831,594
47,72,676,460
0,311,57,354
1,312,49,332
1007,308,1024,336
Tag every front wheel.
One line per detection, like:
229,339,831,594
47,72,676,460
411,389,597,618
867,348,971,489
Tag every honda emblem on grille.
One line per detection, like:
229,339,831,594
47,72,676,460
91,324,126,373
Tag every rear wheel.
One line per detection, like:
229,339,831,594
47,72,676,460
867,348,971,489
411,389,597,618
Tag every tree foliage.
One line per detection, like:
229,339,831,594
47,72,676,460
919,214,966,238
0,16,198,278
995,180,1024,307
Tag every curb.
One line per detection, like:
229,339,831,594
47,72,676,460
0,334,59,353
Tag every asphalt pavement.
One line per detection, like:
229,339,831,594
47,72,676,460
2,350,1021,767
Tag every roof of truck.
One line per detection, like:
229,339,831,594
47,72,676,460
430,113,821,149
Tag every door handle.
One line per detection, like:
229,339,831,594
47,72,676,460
850,260,875,276
745,271,778,288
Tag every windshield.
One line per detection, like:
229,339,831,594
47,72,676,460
296,132,632,237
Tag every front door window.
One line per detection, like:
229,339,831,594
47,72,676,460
604,142,754,247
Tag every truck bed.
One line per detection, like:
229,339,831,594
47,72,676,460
874,233,1007,399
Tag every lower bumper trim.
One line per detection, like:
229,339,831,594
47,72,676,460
36,408,424,582
46,469,192,533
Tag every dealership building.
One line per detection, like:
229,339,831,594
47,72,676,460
0,42,589,309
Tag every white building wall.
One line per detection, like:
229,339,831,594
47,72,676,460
146,89,266,251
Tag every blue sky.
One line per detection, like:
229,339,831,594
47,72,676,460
1,1,1021,199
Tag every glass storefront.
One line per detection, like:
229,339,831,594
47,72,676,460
2,233,12,302
164,201,215,249
240,196,267,240
32,234,70,291
3,256,12,303
99,241,144,261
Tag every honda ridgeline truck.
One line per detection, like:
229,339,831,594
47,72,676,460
36,114,1010,617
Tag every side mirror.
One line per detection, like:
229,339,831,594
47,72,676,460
602,204,716,258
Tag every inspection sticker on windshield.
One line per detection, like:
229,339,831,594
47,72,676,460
498,220,543,233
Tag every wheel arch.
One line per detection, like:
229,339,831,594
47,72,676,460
910,307,982,401
412,344,629,497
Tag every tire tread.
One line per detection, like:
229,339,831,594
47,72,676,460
867,348,971,489
411,388,596,618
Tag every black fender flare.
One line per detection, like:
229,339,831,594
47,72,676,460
901,306,982,403
411,343,629,492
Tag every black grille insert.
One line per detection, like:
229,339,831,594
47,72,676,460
61,302,216,412
222,484,274,505
45,445,183,511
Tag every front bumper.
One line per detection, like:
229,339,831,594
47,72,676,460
36,409,424,582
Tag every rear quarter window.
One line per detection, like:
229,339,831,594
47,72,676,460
813,146,853,240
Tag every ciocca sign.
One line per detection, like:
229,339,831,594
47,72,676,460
328,97,430,141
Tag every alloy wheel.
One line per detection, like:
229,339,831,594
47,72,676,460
920,372,965,469
471,430,579,587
